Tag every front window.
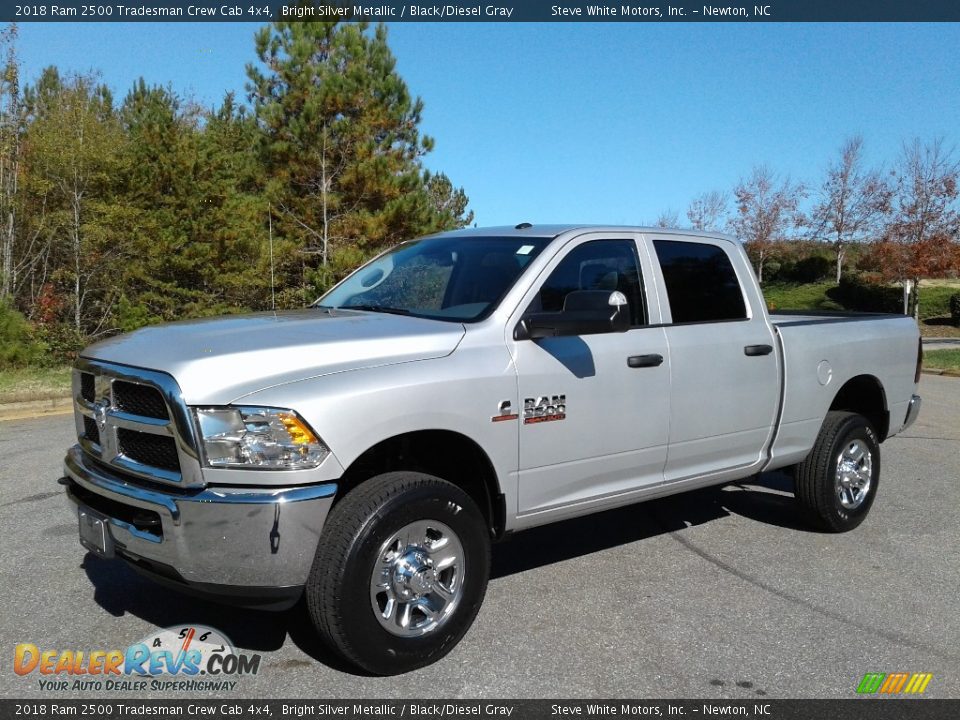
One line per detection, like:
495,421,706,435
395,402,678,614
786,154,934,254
318,236,550,322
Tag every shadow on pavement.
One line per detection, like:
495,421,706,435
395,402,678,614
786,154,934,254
81,554,359,673
80,470,804,669
491,470,806,580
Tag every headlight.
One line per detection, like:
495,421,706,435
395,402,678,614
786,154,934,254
194,407,329,470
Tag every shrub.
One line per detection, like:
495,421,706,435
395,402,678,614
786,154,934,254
950,292,960,327
34,323,85,366
827,275,903,314
0,303,48,368
790,255,833,283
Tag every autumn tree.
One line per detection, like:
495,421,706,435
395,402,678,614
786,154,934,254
879,138,960,315
810,136,892,283
686,190,728,232
729,166,805,283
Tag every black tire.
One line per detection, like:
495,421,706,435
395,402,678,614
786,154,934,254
794,411,881,533
305,471,490,675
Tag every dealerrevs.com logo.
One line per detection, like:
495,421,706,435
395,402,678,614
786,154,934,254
14,625,261,692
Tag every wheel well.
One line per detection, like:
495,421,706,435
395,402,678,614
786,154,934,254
829,375,889,441
336,430,505,538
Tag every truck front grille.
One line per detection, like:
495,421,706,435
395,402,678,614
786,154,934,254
83,416,100,446
117,428,180,472
80,372,95,402
72,361,203,488
113,380,169,420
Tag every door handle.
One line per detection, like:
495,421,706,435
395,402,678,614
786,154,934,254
627,354,664,368
744,344,774,356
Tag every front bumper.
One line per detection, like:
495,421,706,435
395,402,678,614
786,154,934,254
62,445,336,609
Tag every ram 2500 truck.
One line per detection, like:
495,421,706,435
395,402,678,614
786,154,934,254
60,225,922,675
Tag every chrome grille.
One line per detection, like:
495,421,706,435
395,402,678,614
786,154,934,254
83,416,100,446
72,360,204,488
113,380,169,420
80,372,95,402
117,428,180,472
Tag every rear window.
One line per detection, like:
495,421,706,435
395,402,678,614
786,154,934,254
653,240,747,324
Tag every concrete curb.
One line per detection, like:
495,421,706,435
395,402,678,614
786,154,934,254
922,368,960,378
0,396,73,422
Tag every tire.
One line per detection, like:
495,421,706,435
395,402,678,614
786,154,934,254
305,471,490,675
794,411,881,533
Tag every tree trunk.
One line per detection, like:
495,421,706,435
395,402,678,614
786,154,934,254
320,126,329,267
72,195,81,331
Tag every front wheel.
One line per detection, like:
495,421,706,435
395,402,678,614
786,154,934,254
794,411,881,532
305,471,490,675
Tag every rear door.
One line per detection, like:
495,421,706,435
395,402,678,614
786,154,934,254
645,236,780,482
509,232,671,517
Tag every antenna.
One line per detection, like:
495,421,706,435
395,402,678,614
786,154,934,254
515,222,533,230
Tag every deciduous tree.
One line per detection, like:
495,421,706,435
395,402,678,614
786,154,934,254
729,166,805,283
883,138,960,315
23,68,131,336
810,136,892,283
686,190,728,232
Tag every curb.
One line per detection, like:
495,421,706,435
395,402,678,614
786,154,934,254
921,368,960,378
0,396,73,422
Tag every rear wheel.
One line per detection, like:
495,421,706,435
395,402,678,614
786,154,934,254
794,411,881,532
306,471,490,675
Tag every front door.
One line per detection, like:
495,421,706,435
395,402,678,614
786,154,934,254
510,234,671,517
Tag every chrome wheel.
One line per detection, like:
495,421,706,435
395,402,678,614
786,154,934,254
835,438,873,510
370,520,465,637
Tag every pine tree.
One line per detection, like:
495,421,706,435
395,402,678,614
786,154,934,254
247,21,471,288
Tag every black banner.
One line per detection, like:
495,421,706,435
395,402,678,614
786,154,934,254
4,0,960,23
3,700,960,720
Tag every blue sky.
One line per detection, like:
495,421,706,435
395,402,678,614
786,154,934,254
15,22,960,227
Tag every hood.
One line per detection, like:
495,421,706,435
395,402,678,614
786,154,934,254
81,309,465,403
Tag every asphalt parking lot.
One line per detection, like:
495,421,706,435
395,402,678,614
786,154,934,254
2,374,958,699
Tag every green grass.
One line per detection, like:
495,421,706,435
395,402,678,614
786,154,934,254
762,282,844,312
0,366,72,403
924,349,960,372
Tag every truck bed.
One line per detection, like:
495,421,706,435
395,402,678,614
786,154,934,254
763,310,919,472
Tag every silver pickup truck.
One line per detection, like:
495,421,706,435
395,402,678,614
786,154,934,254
60,224,922,675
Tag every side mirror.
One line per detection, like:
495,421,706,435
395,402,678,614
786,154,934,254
515,291,630,341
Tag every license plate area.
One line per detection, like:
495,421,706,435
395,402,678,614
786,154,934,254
78,506,115,558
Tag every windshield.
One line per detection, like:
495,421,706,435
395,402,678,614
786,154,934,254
318,236,551,322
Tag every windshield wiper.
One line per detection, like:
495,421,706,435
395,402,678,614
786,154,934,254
342,304,412,316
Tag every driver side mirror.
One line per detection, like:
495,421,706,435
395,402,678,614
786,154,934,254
514,291,631,341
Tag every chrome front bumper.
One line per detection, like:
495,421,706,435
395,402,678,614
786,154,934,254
62,445,336,608
902,394,922,432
